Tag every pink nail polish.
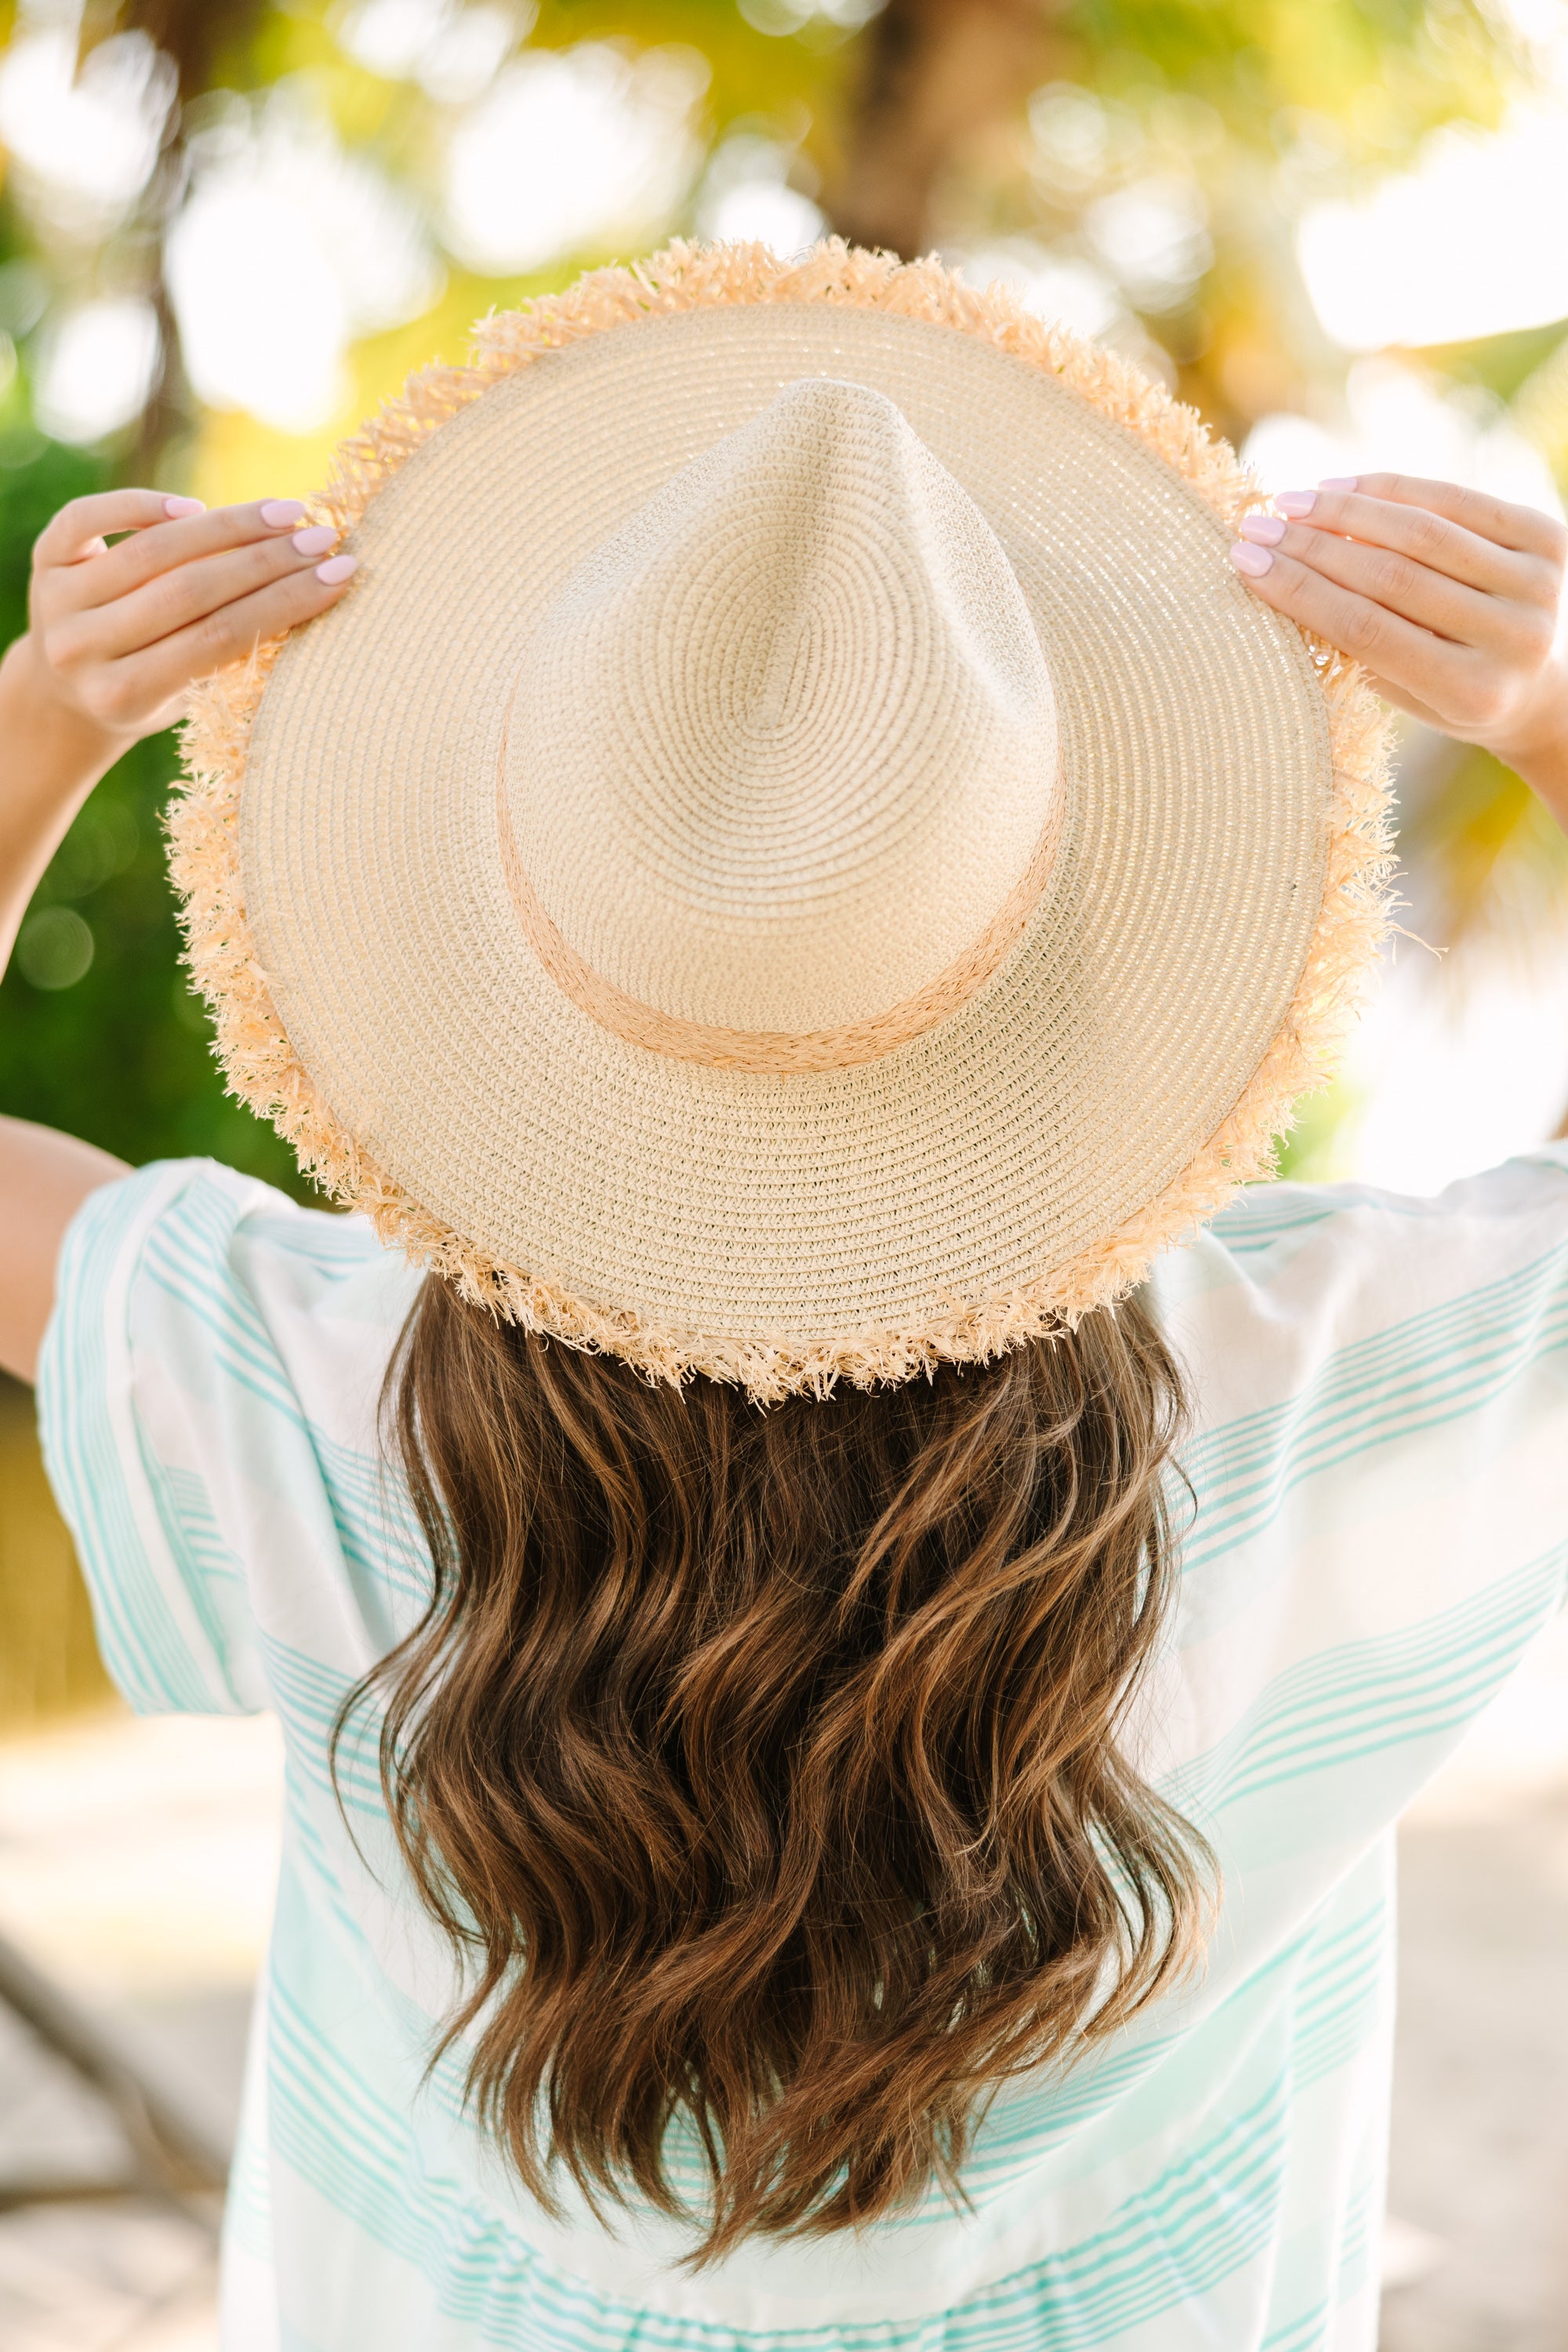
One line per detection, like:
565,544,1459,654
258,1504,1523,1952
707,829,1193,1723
292,524,337,556
260,498,307,527
1275,490,1317,518
316,554,358,584
163,494,205,518
1239,513,1287,544
1319,475,1358,491
1229,541,1273,578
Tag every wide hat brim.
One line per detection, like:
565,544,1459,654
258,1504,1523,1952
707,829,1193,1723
174,242,1393,1399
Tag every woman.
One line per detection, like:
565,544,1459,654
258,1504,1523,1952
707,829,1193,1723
2,248,1566,2350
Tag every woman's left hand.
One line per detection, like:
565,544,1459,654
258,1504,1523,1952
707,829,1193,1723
1229,475,1568,817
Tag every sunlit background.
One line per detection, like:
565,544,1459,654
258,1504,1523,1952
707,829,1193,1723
4,2,1568,2346
4,0,1568,1193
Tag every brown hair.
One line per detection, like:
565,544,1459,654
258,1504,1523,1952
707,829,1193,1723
339,1283,1208,2262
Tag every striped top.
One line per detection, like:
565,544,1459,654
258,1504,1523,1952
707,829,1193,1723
38,1152,1568,2352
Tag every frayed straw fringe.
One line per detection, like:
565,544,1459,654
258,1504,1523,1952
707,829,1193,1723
169,239,1395,1403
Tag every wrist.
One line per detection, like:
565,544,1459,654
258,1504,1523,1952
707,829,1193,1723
0,632,138,978
1479,660,1568,822
0,631,132,779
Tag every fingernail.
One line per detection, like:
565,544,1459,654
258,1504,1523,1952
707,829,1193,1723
1229,541,1273,577
163,495,205,518
291,524,337,557
316,554,358,584
260,498,307,527
1239,513,1287,544
1319,475,1358,491
1276,490,1317,518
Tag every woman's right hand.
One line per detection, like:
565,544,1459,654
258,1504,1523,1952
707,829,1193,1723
20,488,357,744
0,488,357,992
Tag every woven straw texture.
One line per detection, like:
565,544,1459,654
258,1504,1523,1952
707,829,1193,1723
171,241,1395,1399
498,374,1064,1069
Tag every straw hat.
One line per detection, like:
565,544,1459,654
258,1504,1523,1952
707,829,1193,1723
173,242,1393,1399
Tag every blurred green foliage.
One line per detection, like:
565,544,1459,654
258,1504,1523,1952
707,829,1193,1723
1275,1076,1369,1185
1404,742,1568,962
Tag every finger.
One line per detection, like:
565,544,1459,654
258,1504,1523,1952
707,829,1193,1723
1266,485,1550,601
1235,513,1548,658
54,524,343,662
1228,541,1485,710
62,498,318,613
106,558,357,714
1356,675,1451,730
1327,473,1567,564
33,488,197,568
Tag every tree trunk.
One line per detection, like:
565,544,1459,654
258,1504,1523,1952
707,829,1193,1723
828,0,1062,260
82,2,270,480
89,0,267,101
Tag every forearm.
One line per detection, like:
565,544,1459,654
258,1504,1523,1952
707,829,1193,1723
0,632,132,974
0,633,136,1375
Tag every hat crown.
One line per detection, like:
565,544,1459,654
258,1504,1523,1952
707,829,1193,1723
502,375,1060,1037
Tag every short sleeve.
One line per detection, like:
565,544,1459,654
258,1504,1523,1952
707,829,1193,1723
1142,1143,1568,1829
37,1158,416,1717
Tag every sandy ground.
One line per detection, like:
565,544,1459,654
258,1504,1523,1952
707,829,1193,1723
1,1619,1566,2352
0,1713,275,2352
1377,1611,1568,2351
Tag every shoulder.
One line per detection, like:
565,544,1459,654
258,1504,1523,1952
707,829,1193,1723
1152,1147,1568,1434
52,1156,423,1447
39,1159,428,1716
62,1153,412,1299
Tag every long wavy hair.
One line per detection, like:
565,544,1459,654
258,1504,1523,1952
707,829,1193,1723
338,1283,1207,2262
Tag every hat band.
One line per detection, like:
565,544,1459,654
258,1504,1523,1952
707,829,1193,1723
496,749,1062,1077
